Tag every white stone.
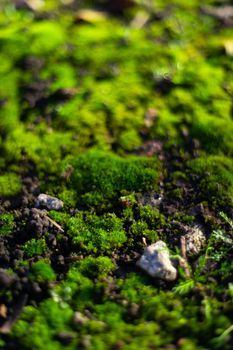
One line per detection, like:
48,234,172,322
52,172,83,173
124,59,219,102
35,193,63,210
73,312,89,326
137,241,177,281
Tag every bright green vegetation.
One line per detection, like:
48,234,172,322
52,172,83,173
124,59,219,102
78,256,115,278
0,213,15,235
11,253,233,350
23,238,47,257
29,260,56,284
188,155,233,207
65,150,160,208
0,0,233,349
67,212,127,252
0,173,22,197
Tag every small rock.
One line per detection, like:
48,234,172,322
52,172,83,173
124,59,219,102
73,311,89,326
35,193,63,210
48,234,57,247
185,226,206,256
32,282,42,294
138,191,163,207
56,255,65,266
0,269,14,287
137,241,177,281
57,331,75,345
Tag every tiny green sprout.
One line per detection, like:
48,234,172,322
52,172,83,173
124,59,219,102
173,279,195,296
211,325,233,349
220,212,233,230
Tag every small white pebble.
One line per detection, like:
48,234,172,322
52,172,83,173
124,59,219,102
137,240,177,281
35,193,63,210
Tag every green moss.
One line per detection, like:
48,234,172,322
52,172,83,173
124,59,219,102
28,21,66,56
130,220,158,242
57,189,76,208
0,172,22,197
172,212,195,224
118,129,142,151
0,213,15,235
12,301,73,350
23,238,47,258
188,155,233,207
67,212,126,253
67,150,160,208
4,127,75,175
55,269,96,310
190,115,233,156
0,70,20,136
29,260,56,284
138,206,166,228
78,256,115,279
48,211,70,226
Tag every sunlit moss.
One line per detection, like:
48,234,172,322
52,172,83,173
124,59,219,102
29,260,56,283
67,212,127,253
0,172,22,197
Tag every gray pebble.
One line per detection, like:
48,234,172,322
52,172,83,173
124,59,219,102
137,241,177,281
35,193,63,210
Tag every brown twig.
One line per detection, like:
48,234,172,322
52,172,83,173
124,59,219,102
33,208,64,232
179,236,191,278
46,216,64,233
181,235,187,260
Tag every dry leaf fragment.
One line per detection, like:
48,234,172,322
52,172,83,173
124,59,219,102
0,304,7,319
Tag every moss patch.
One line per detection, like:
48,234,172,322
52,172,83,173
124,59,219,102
0,173,22,197
0,0,233,349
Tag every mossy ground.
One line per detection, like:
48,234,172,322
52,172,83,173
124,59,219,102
0,0,233,349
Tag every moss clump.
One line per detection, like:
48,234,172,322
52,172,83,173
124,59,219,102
0,213,15,235
130,221,158,242
29,260,56,284
12,300,73,350
138,206,166,228
78,256,115,279
190,115,233,156
188,155,233,207
67,212,126,253
0,173,22,197
28,21,66,56
66,150,160,208
11,267,233,350
4,127,75,175
57,189,76,208
23,238,47,258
